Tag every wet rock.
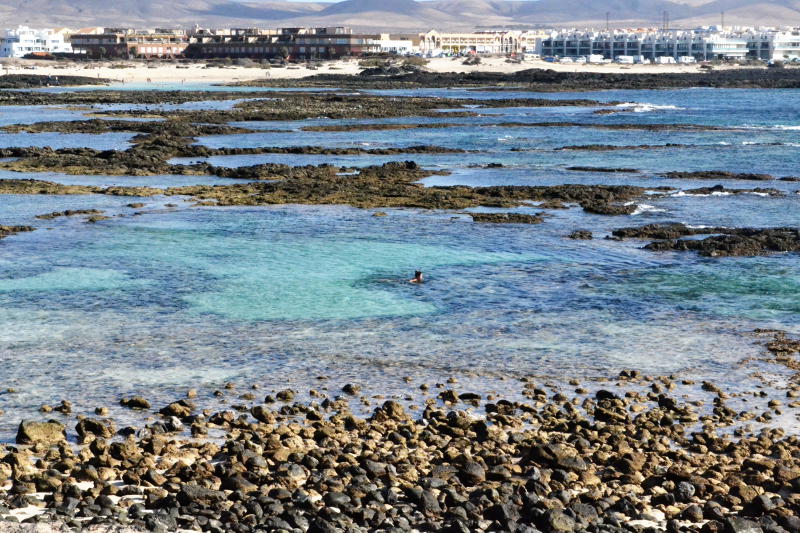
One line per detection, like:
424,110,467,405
568,230,593,240
471,212,544,224
16,420,66,446
120,396,151,410
159,400,193,418
0,226,35,240
276,389,296,401
75,418,117,441
581,201,637,216
35,209,104,220
342,384,361,395
664,170,774,181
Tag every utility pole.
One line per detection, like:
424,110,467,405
663,11,669,31
606,12,610,31
721,11,725,29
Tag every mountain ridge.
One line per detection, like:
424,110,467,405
1,0,798,31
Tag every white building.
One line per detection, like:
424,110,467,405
420,30,545,56
0,26,73,58
747,29,800,60
539,27,798,62
372,34,417,55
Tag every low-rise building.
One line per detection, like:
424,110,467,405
540,27,799,62
0,26,72,58
421,30,541,56
70,28,189,59
184,27,381,61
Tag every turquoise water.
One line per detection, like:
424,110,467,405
0,87,798,440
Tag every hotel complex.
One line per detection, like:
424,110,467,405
540,28,800,62
0,25,799,62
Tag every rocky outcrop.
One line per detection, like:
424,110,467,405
36,209,105,220
664,170,775,181
645,228,800,257
470,212,544,224
614,224,800,257
0,225,34,240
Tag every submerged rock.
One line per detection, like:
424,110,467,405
0,225,34,240
471,213,544,224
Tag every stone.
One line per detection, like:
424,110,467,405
75,418,117,440
177,484,227,506
15,420,66,446
120,396,151,410
725,517,764,533
459,461,485,486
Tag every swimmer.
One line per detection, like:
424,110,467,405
409,270,424,284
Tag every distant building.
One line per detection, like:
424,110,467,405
540,27,800,62
748,29,800,60
0,26,72,58
70,28,189,59
421,30,534,56
184,27,381,61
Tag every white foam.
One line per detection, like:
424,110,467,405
671,191,731,198
615,102,683,113
630,203,667,215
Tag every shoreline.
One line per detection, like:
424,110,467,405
0,330,798,532
0,57,787,87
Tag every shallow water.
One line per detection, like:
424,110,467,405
0,87,798,440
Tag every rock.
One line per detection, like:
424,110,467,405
542,510,576,532
725,517,764,533
459,461,485,486
159,400,193,418
471,212,544,224
177,484,227,506
568,230,593,240
342,383,361,395
276,389,296,401
682,504,704,522
251,405,275,424
676,481,696,502
75,418,117,440
120,396,151,410
16,420,66,446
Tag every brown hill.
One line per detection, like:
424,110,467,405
0,0,797,32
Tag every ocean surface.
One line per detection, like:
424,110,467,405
0,86,798,440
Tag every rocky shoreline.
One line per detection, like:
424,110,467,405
235,67,800,91
1,331,799,533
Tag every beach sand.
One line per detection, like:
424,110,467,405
0,56,732,85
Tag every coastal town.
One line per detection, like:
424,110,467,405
1,0,800,531
2,24,800,64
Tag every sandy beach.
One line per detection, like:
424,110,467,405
0,56,729,85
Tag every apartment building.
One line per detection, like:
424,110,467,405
541,29,750,61
0,26,72,58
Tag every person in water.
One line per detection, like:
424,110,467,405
409,270,424,283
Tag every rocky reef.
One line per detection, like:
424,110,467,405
470,213,544,224
0,225,34,240
0,74,110,89
236,67,800,91
613,223,800,257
